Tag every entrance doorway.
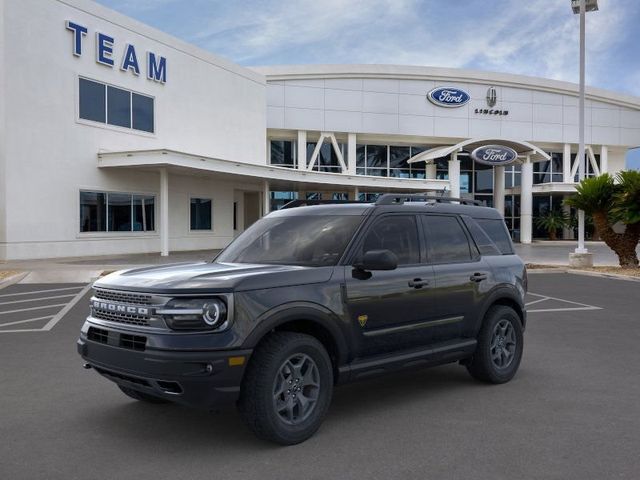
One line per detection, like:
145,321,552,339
243,191,260,229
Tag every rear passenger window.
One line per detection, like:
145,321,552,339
476,218,514,254
422,215,472,263
462,217,501,256
360,215,420,265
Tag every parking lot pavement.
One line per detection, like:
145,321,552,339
1,273,639,480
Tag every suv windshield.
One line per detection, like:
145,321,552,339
216,215,363,267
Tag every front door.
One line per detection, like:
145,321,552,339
343,214,437,357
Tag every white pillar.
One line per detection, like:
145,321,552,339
563,143,573,183
493,165,505,215
160,168,169,257
448,153,460,198
520,157,533,244
297,131,307,170
562,197,574,240
348,187,360,201
263,180,270,216
426,162,437,180
347,133,357,175
600,145,608,174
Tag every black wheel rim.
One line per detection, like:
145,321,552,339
490,319,517,369
272,353,320,426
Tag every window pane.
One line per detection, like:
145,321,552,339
108,193,133,231
80,191,106,232
551,153,563,174
366,145,387,169
422,215,472,263
132,93,154,133
107,86,131,128
361,216,419,265
270,140,296,167
389,146,410,169
79,79,106,123
190,198,212,230
356,145,366,168
133,195,155,231
476,218,514,254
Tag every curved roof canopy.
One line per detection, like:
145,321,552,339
407,138,551,164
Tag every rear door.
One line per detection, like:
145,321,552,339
420,214,491,341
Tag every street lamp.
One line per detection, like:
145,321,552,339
570,0,597,263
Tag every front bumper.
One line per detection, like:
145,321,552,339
77,326,251,409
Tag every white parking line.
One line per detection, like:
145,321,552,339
0,293,78,306
0,315,53,328
0,303,68,315
42,283,93,331
527,292,602,313
525,296,550,307
0,286,84,298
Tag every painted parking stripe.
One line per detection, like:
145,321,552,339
0,303,68,315
0,286,84,298
0,293,78,306
526,292,602,313
42,283,93,331
525,296,550,307
0,315,53,328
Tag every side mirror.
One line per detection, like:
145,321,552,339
354,249,398,271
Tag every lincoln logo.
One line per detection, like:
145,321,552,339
486,86,497,107
427,87,470,108
471,145,518,166
92,300,149,316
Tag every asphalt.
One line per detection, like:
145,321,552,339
0,273,639,480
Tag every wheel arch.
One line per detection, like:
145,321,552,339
476,288,526,334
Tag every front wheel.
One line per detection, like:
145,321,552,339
466,305,523,384
238,332,333,445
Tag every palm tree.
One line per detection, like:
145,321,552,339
565,172,640,267
535,209,569,240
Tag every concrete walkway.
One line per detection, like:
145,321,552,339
515,241,639,266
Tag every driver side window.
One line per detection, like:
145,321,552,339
359,215,420,265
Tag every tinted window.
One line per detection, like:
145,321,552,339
270,140,296,168
107,86,131,128
462,217,500,256
476,218,514,254
132,93,154,133
360,216,419,265
108,193,132,231
80,191,106,232
133,195,155,231
191,198,212,230
79,79,106,123
422,215,472,263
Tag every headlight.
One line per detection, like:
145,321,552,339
158,298,228,331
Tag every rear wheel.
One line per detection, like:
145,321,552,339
466,305,523,384
118,385,169,404
238,332,333,445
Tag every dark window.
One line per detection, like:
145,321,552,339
233,202,238,230
462,217,500,256
80,191,106,232
270,191,298,211
132,93,154,133
270,141,296,168
79,78,106,123
107,86,131,128
190,198,212,230
422,215,472,263
360,216,420,265
476,218,514,254
133,195,155,231
108,193,133,232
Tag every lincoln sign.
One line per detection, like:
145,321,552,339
471,145,518,166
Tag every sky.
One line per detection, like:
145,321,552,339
94,0,640,170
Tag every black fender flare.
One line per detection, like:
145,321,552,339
473,286,526,335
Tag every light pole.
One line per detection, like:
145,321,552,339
570,0,597,263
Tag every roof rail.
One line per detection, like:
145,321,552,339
374,194,485,206
280,199,368,209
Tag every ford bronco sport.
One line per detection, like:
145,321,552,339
78,194,527,445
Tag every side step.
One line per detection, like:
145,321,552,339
337,338,477,383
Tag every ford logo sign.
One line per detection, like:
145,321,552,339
427,87,470,108
471,145,518,166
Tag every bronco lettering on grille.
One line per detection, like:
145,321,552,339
91,300,149,316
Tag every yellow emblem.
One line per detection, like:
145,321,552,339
357,315,368,327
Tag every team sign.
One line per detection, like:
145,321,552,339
66,21,167,84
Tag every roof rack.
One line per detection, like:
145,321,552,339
280,199,367,209
374,194,485,206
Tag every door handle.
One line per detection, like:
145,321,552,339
470,272,488,282
408,278,430,289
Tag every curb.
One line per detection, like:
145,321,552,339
527,267,640,282
0,271,30,290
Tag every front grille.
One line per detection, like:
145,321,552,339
92,309,151,327
93,288,153,305
120,333,147,351
87,327,109,344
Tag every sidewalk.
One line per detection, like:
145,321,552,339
515,241,638,266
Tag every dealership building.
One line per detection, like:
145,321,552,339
1,0,640,260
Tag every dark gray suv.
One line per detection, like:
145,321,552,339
77,194,527,445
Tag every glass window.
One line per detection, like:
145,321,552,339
270,191,298,211
360,216,420,265
132,93,154,133
475,218,514,254
190,198,212,230
107,86,131,128
270,141,296,168
366,145,387,169
80,191,106,232
389,146,411,178
79,79,106,123
217,215,363,267
133,195,155,231
108,193,133,232
462,217,500,256
422,215,472,263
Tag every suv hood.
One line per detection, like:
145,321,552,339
93,262,334,293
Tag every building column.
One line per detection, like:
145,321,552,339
348,186,359,201
520,157,533,244
600,145,608,174
297,130,307,170
160,168,169,256
448,153,460,198
562,197,574,240
493,165,505,215
347,133,357,175
563,143,573,183
263,180,270,216
426,162,437,180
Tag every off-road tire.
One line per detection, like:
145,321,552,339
118,385,170,404
466,305,523,384
238,332,333,445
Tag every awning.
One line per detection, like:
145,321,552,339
407,138,551,164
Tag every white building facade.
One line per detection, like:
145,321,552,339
1,0,639,260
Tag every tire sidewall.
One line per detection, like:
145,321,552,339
479,307,524,383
